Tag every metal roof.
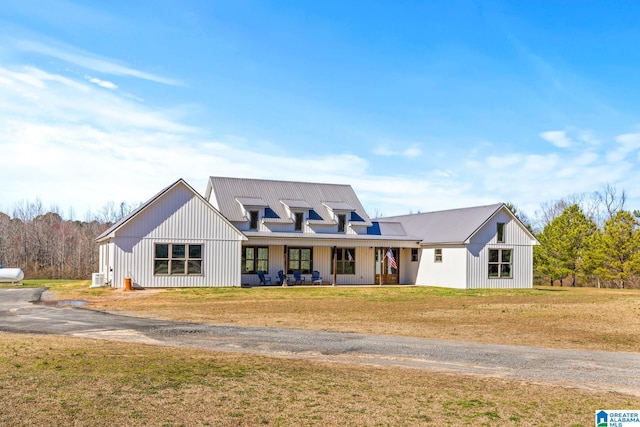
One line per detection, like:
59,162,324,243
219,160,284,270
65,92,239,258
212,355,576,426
322,201,355,211
242,230,419,245
236,197,268,207
207,176,373,226
96,179,245,242
378,203,505,244
280,199,313,209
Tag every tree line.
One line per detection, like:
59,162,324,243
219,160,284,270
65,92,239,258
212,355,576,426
0,200,135,279
530,185,640,288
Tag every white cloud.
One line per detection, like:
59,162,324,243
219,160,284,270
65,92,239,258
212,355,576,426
2,53,640,221
539,130,573,148
86,76,117,89
11,38,181,86
373,143,422,158
607,133,640,162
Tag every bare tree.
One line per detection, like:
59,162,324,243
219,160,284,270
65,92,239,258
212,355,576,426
595,183,626,221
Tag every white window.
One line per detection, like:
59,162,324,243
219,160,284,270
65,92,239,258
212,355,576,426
488,249,512,278
434,248,442,262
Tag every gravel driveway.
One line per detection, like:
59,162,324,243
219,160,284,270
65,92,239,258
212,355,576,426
1,288,639,396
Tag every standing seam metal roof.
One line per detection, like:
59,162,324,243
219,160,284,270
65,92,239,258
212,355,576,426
377,203,505,244
207,176,373,226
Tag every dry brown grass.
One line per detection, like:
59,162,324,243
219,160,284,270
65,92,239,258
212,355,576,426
52,283,640,352
5,281,640,425
1,332,637,427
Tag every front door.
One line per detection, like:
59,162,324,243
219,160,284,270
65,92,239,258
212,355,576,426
375,248,399,285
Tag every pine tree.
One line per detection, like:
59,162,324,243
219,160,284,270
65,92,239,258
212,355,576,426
535,205,596,286
582,211,640,288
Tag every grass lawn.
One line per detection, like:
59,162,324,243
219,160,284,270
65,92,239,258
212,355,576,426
1,281,638,426
34,280,640,352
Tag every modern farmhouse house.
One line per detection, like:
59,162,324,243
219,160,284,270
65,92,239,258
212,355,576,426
96,176,537,289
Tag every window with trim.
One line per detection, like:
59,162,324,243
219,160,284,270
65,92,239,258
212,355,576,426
242,247,269,274
294,212,303,231
497,222,505,243
249,211,259,230
434,248,443,262
488,249,512,278
331,247,356,274
411,248,419,262
337,214,346,232
154,243,202,275
288,247,312,274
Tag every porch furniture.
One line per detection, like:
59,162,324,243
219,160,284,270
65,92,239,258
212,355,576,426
257,271,272,285
277,270,290,285
311,270,323,285
293,270,306,285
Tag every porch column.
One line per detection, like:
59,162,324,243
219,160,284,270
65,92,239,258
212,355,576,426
332,246,337,286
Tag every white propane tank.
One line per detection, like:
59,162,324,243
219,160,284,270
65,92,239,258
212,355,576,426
0,268,25,283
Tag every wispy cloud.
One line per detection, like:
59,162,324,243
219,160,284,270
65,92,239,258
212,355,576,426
539,130,573,148
86,76,117,89
2,49,640,220
607,133,640,163
373,143,422,157
10,38,181,86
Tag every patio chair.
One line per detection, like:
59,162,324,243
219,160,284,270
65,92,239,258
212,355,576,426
293,270,306,285
257,271,272,286
311,270,323,285
277,270,289,285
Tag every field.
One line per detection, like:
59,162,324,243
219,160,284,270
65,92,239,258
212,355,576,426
1,281,639,426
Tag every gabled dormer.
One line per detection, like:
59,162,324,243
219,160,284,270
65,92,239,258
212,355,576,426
235,197,268,231
322,202,354,233
280,200,312,231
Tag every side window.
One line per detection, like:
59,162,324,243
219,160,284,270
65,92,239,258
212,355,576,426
411,248,419,262
154,243,202,275
434,248,443,262
488,249,512,278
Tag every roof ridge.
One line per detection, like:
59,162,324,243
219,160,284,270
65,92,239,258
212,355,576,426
209,176,352,188
379,202,503,220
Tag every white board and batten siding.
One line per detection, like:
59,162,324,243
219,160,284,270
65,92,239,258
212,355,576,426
465,209,534,289
104,181,245,289
413,246,468,289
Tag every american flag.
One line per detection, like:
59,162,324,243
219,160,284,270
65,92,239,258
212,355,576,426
385,248,397,269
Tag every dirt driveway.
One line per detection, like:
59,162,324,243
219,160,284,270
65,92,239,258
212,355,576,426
1,288,639,396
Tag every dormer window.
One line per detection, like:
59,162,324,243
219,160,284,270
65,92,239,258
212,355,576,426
294,212,303,231
249,210,259,230
337,214,346,232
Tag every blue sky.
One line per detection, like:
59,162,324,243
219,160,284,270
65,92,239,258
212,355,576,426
2,1,640,221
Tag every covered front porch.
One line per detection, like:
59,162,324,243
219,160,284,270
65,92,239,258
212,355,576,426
240,236,419,287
